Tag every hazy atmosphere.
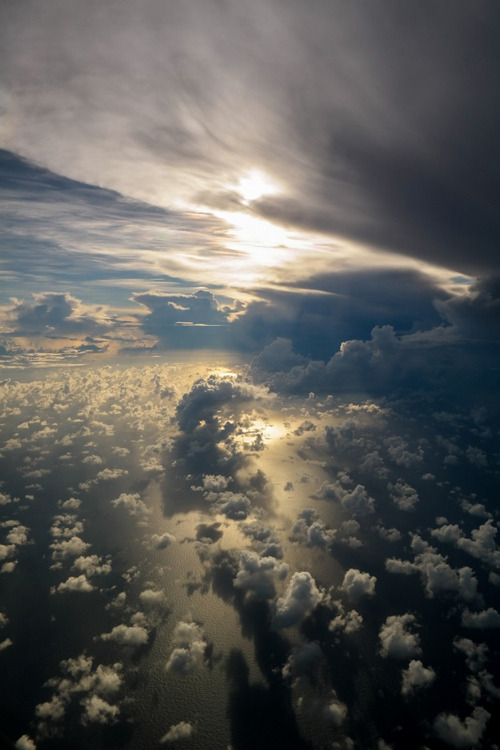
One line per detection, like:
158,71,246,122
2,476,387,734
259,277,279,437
0,1,499,748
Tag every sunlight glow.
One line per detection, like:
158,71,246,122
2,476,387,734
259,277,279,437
237,169,280,203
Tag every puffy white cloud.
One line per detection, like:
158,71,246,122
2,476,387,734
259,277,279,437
214,492,251,520
377,526,402,543
386,540,479,602
15,736,36,750
233,550,288,600
341,484,375,516
160,721,194,743
80,694,119,725
401,660,436,696
431,524,463,544
340,569,376,600
328,602,363,634
72,555,111,576
433,706,490,748
388,480,419,511
454,638,488,672
324,692,348,726
379,614,421,659
50,536,90,561
165,621,206,674
100,624,149,647
111,492,149,516
51,575,95,594
456,520,500,569
35,695,66,721
291,509,335,548
274,571,323,629
462,608,500,629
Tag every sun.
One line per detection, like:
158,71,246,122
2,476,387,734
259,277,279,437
236,169,280,204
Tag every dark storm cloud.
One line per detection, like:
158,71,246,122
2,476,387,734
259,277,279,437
232,268,447,358
2,1,500,274
5,292,113,337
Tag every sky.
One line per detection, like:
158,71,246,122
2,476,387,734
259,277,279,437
0,1,500,749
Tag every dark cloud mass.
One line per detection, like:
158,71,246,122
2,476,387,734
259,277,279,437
1,2,500,750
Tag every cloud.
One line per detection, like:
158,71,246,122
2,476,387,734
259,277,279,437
454,638,488,673
51,575,95,594
340,569,376,600
165,621,207,674
388,480,419,512
160,722,193,743
328,602,363,635
433,706,490,749
233,550,288,600
132,290,240,348
80,695,119,726
175,375,266,434
379,614,421,659
50,536,90,561
273,571,323,629
291,509,335,548
72,555,111,577
15,736,37,750
462,608,500,630
100,624,149,647
401,660,436,696
282,641,322,679
3,1,499,278
111,492,149,516
4,292,113,337
324,693,348,726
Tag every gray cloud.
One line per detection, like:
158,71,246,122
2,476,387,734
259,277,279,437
2,1,499,276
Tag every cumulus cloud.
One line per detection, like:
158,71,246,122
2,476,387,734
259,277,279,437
328,601,363,635
388,480,419,511
291,509,335,548
340,569,376,600
433,706,490,749
379,614,421,659
51,575,95,594
165,621,206,674
72,555,111,577
386,537,479,603
324,693,348,726
111,492,149,516
100,624,149,647
15,736,37,750
401,660,436,696
50,536,90,561
160,721,194,743
454,638,488,673
5,292,113,337
274,571,323,629
233,550,288,600
132,290,238,349
317,482,375,517
80,695,119,726
462,608,500,630
176,375,266,434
